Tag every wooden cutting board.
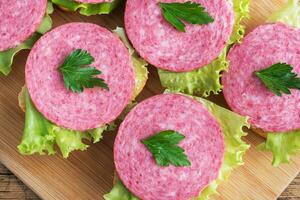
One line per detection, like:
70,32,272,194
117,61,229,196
0,0,299,199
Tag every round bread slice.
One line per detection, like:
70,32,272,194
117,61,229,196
125,0,234,72
114,94,225,200
74,0,113,3
0,0,47,51
223,23,300,133
26,23,135,131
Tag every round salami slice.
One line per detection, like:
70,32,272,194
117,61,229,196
74,0,113,3
0,0,47,51
26,23,135,131
125,0,234,72
114,94,224,200
223,23,300,133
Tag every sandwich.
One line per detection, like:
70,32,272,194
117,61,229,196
51,0,121,16
222,0,300,166
0,0,53,75
124,0,249,97
18,23,148,158
105,93,249,199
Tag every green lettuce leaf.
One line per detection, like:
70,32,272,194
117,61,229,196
230,0,250,44
104,94,250,200
18,88,56,155
158,0,250,97
51,0,121,16
52,127,89,158
158,49,228,97
36,2,54,34
0,34,41,76
194,97,249,200
103,181,139,200
0,2,53,75
255,0,300,167
18,88,109,158
258,131,300,167
267,0,300,28
88,125,108,143
113,27,149,99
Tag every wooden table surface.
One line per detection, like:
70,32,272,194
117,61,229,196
1,1,300,200
0,162,299,200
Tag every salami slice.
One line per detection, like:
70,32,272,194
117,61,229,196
124,0,234,72
74,0,113,3
114,94,224,200
26,23,135,131
223,23,300,133
0,0,47,51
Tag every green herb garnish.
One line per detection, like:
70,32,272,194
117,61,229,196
255,63,300,96
59,49,109,93
158,1,214,32
141,130,191,167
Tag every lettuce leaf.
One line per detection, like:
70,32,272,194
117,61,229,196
267,0,300,28
104,94,250,200
194,97,249,200
158,0,250,97
18,88,56,155
104,181,138,200
255,0,300,167
18,88,109,158
158,49,228,97
113,27,149,99
0,2,53,75
230,0,250,44
0,34,40,76
36,2,54,34
51,0,121,16
258,131,300,167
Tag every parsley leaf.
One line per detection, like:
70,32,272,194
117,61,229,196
141,130,191,167
159,1,214,32
255,63,300,96
59,49,109,93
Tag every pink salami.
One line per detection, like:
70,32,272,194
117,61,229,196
74,0,112,3
114,94,224,200
124,0,234,72
26,23,135,131
223,23,300,133
0,0,47,51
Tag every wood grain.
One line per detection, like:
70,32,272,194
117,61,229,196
1,159,300,199
279,175,300,199
0,163,296,200
0,0,300,200
0,163,39,200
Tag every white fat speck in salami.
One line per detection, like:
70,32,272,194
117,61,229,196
25,23,135,131
74,0,112,3
223,23,300,133
124,0,234,72
0,0,47,51
114,94,224,200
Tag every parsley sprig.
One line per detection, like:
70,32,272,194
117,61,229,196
141,130,191,167
59,49,109,93
255,63,300,96
159,1,214,32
